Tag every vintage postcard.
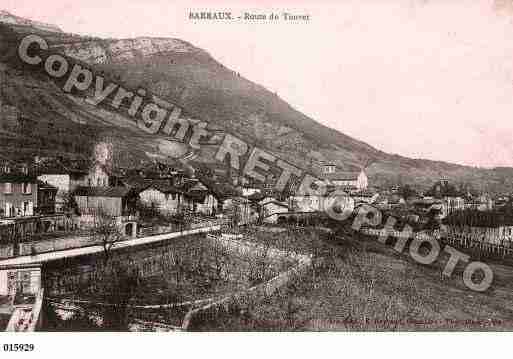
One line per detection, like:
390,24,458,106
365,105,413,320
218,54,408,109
0,0,512,354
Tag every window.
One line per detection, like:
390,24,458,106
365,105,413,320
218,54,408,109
5,202,13,217
23,201,33,216
4,183,12,194
23,183,31,194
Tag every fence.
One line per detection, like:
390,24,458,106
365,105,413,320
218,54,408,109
5,288,44,332
181,234,312,330
360,226,513,258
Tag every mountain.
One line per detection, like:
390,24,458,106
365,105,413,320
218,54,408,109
0,10,62,33
1,12,513,194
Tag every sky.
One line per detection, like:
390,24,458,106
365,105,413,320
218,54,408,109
3,0,513,168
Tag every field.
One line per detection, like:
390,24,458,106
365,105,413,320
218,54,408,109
42,225,513,331
195,225,513,331
43,233,299,330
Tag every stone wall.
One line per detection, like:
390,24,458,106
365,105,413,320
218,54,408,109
42,229,221,296
181,235,312,331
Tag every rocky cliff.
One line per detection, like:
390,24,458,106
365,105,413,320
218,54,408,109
0,10,62,33
1,12,512,194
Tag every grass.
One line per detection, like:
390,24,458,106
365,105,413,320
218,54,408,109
196,225,513,331
42,225,513,331
44,234,298,330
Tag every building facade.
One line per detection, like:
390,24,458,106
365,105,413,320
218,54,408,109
318,164,368,191
0,174,38,218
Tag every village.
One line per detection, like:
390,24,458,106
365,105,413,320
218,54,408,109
0,139,512,266
1,138,513,331
0,10,512,333
1,6,513,359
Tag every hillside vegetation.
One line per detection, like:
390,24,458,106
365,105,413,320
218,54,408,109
1,14,513,193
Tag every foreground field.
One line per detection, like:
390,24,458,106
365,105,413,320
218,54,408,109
200,226,513,331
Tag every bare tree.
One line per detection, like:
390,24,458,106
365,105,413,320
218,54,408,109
99,263,141,331
59,191,73,213
90,208,122,264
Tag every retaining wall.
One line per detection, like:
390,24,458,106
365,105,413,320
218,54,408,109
181,235,312,331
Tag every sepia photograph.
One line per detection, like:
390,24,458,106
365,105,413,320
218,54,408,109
0,0,512,356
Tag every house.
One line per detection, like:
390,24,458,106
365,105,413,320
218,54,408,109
290,194,324,212
351,190,379,204
222,196,258,225
139,183,191,215
321,163,337,175
247,191,267,203
72,186,139,237
186,182,219,216
318,164,368,190
425,179,465,217
464,194,493,212
242,187,262,197
0,160,12,174
37,169,89,212
140,162,187,182
442,197,465,217
0,174,38,218
36,180,57,215
84,160,126,188
37,158,127,212
72,186,139,217
324,170,368,190
259,197,289,223
0,157,30,176
0,100,20,132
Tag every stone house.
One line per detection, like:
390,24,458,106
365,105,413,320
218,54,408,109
73,186,139,217
0,174,38,218
37,170,89,212
139,183,192,215
317,163,368,190
36,180,58,215
186,182,219,216
259,197,289,223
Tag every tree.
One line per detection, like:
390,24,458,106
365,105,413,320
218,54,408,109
99,264,141,331
229,203,242,231
62,191,78,214
90,208,122,264
425,180,461,199
397,184,418,199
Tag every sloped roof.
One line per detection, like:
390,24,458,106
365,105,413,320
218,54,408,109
261,199,289,208
443,209,513,227
187,191,208,203
248,191,266,201
321,171,360,181
0,173,37,183
36,158,88,176
188,182,208,192
73,186,134,198
122,176,151,190
325,187,349,196
37,180,58,191
353,189,376,197
228,196,251,204
425,180,462,198
388,194,405,204
141,182,183,195
332,184,357,192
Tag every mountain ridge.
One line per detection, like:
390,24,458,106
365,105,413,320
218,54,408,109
1,12,513,194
